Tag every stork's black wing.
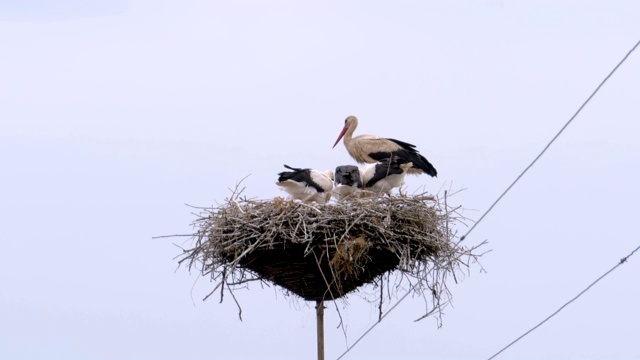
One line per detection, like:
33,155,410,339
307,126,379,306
365,157,406,187
278,164,309,183
277,165,328,193
367,138,437,177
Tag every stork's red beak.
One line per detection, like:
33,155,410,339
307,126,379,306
332,126,348,148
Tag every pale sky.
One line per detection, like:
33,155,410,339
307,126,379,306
1,1,639,359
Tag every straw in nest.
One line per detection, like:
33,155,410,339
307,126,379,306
177,186,485,321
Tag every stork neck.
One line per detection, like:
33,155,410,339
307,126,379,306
343,122,357,146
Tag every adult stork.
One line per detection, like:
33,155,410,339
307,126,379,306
332,165,362,201
360,156,413,196
276,165,334,204
332,115,437,177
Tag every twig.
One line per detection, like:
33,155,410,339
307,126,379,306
378,275,384,321
152,234,193,239
227,283,243,321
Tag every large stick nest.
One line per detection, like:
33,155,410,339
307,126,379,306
178,186,485,321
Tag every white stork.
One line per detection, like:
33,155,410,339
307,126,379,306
332,115,437,177
332,165,362,200
359,156,412,196
276,165,334,204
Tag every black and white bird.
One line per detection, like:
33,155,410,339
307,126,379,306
359,156,412,196
332,165,362,200
276,165,334,203
333,115,437,176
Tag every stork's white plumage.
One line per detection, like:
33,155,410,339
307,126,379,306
276,165,334,203
332,115,437,176
359,156,412,196
332,165,362,201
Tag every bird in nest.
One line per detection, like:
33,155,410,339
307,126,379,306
332,165,362,201
332,115,437,177
276,165,334,204
359,156,413,197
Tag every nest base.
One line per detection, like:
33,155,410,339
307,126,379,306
239,240,402,301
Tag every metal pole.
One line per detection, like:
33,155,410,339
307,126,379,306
316,300,325,360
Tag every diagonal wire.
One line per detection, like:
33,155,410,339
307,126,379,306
460,38,640,242
335,38,640,360
486,243,640,360
335,284,416,360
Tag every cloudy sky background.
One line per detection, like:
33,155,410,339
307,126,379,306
1,1,639,359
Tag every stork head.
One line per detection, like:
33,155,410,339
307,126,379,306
332,115,358,148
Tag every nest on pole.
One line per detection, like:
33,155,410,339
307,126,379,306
177,186,484,320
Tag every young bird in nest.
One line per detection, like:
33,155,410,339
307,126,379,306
359,156,412,197
332,165,362,201
276,165,334,204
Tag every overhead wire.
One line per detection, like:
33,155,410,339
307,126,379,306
335,283,415,360
459,37,640,242
335,38,640,360
486,243,640,360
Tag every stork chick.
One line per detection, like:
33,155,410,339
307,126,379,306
332,165,362,201
276,165,334,204
359,156,412,196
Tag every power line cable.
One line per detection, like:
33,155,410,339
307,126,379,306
460,38,640,242
486,243,640,360
335,284,416,360
335,38,640,360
